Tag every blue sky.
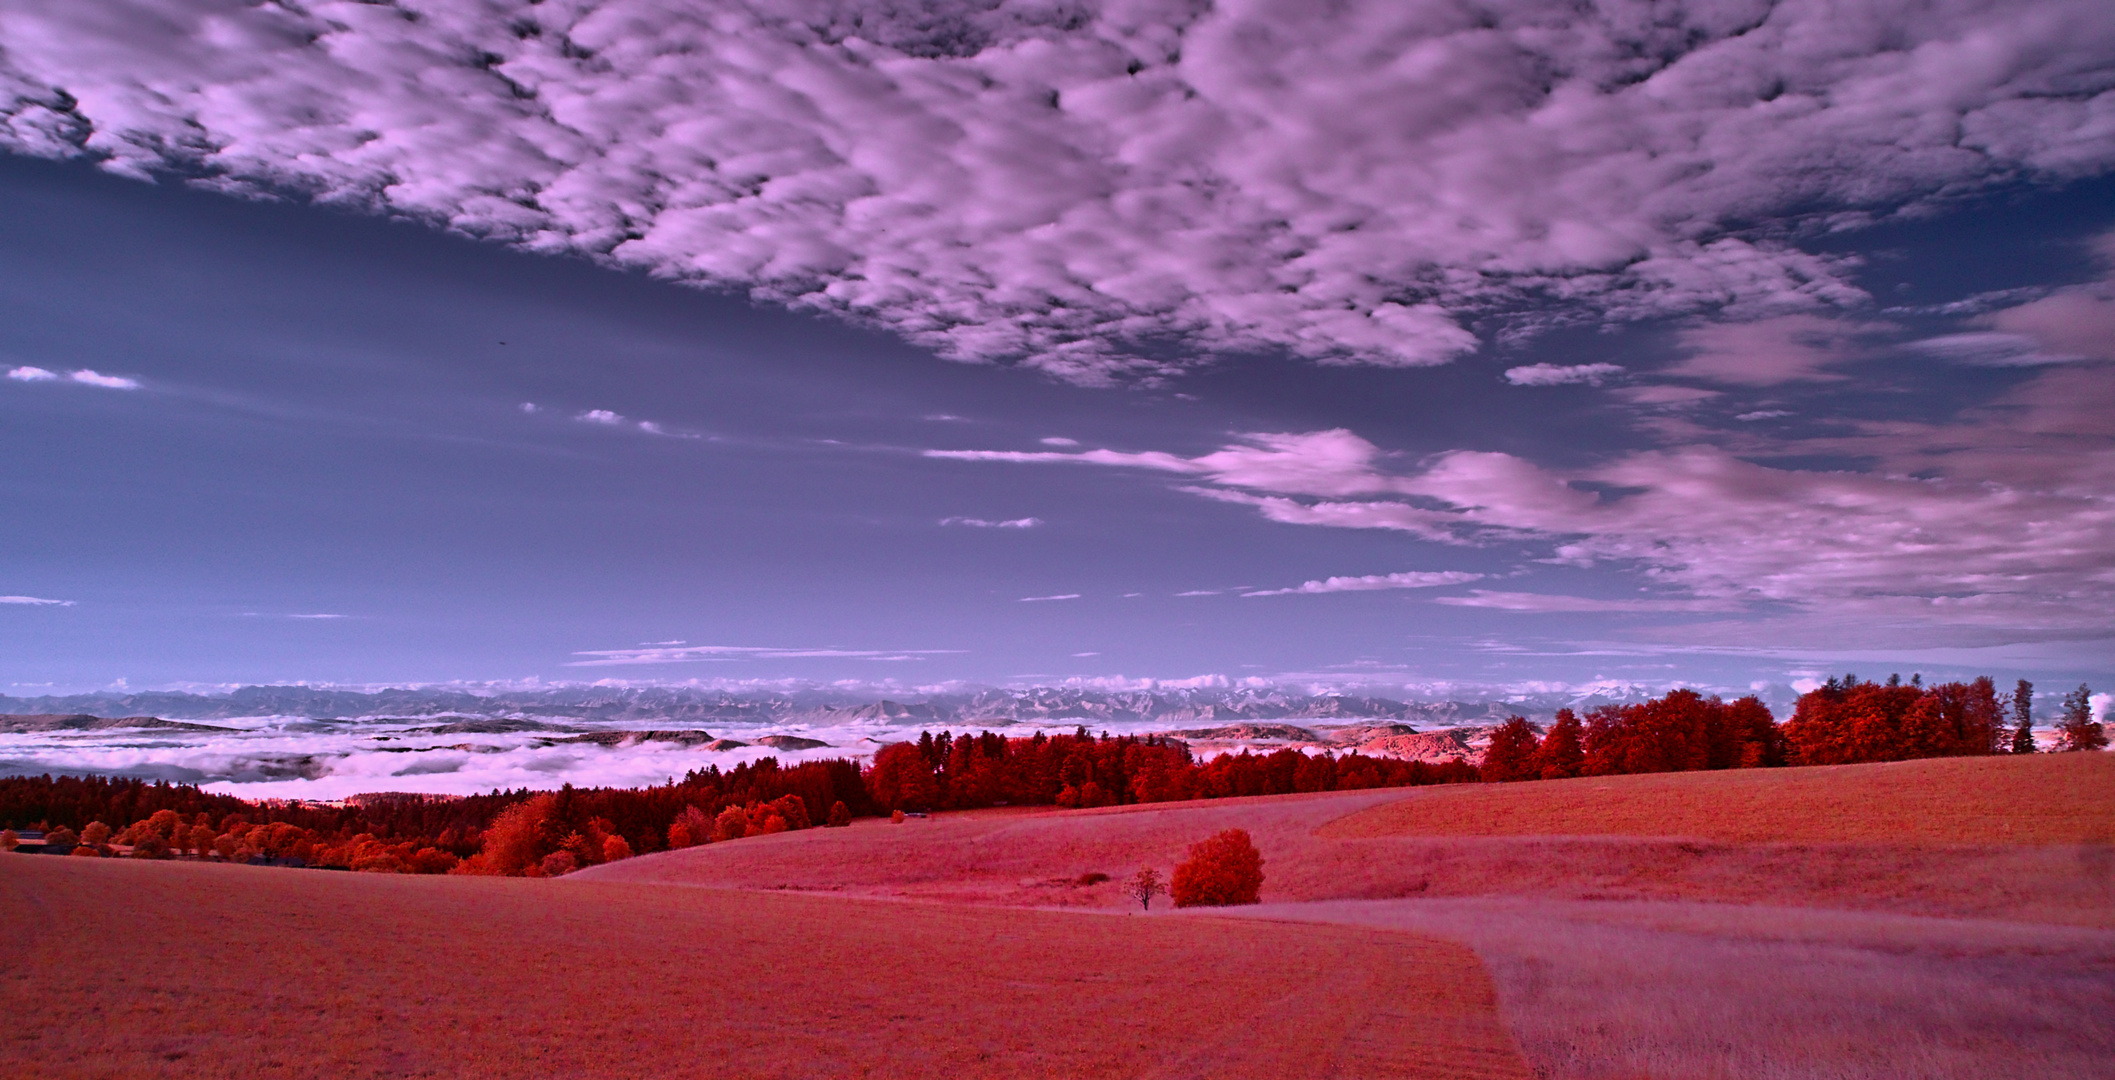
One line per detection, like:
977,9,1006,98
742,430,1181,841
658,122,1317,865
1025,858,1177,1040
2,0,2112,696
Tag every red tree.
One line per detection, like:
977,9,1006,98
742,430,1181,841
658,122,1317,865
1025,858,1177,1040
1171,828,1264,907
1481,717,1541,782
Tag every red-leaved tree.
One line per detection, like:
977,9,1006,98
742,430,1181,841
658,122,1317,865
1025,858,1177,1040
1171,828,1263,907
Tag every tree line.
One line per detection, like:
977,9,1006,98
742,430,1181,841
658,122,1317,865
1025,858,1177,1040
2,677,2100,873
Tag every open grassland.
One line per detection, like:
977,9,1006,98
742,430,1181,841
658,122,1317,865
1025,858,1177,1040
0,854,1529,1080
1237,898,2115,1080
580,754,2115,1078
582,755,2115,927
1319,752,2115,845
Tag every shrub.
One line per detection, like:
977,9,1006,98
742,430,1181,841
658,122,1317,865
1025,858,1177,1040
1171,829,1264,907
602,834,633,862
827,801,853,827
1,829,17,851
130,834,171,859
45,826,78,850
540,850,578,877
891,809,906,824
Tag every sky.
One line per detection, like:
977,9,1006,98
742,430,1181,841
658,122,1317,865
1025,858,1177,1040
1,0,2112,697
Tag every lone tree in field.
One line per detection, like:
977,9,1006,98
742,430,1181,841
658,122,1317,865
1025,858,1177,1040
2055,684,2106,753
1171,828,1264,907
2011,680,2037,753
1122,867,1168,911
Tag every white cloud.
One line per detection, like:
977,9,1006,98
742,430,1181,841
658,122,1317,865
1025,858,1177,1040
1174,589,1220,597
1018,593,1081,602
5,1,2110,381
1504,363,1624,387
0,595,73,605
68,368,140,390
576,409,623,424
1039,437,1080,447
1244,570,1484,597
519,402,540,413
287,613,347,620
941,516,1043,528
1734,410,1792,421
7,365,139,388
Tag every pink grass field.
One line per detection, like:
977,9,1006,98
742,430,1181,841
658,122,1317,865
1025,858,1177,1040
0,855,1528,1080
5,753,2110,1078
581,753,2115,1078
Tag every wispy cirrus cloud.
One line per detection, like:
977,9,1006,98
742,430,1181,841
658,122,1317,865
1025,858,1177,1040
4,1,2110,382
1434,590,1739,613
1018,594,1081,603
0,595,74,606
1244,571,1483,597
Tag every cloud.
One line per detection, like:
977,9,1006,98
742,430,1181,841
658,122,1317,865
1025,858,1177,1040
7,365,140,388
68,368,140,389
1433,590,1738,613
1612,385,1722,408
940,516,1043,528
0,595,73,605
1908,331,2076,367
1174,589,1220,597
1244,570,1484,597
934,362,2115,644
570,644,965,666
576,409,624,424
1734,410,1792,421
1505,363,1623,387
1018,593,1081,602
1039,437,1079,447
5,1,2111,382
287,613,347,620
1666,315,1872,385
1979,271,2115,362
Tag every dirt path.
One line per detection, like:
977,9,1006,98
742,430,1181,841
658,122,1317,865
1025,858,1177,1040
0,855,1529,1080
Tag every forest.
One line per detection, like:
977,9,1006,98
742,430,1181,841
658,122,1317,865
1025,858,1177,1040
1,677,2100,877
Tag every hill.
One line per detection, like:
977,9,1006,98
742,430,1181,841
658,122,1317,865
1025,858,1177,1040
0,855,1528,1080
581,754,2115,927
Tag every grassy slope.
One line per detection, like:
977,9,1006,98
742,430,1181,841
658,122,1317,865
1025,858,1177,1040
0,855,1529,1080
1320,752,2115,844
583,754,2115,927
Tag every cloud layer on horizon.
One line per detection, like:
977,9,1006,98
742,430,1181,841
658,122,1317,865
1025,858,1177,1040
4,0,2112,382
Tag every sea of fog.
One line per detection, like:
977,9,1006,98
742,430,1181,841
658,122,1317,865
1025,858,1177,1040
0,712,1323,801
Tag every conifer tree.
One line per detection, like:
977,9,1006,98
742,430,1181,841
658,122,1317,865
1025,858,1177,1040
2010,680,2037,754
